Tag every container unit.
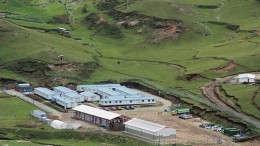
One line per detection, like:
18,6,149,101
52,95,78,109
113,87,142,98
53,86,76,96
80,91,100,102
99,96,156,106
65,92,85,102
76,84,121,92
96,88,122,98
34,87,54,100
224,128,241,136
15,83,33,95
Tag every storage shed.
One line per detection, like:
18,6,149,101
124,118,176,141
72,105,122,127
34,87,54,100
237,74,255,83
53,86,76,96
31,110,46,119
76,84,121,92
80,91,100,102
65,92,85,102
52,95,78,109
15,83,33,95
99,96,156,106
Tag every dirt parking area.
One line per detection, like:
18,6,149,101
114,90,255,146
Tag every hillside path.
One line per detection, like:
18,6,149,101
201,75,260,128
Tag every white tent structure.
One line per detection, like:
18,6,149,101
124,118,176,140
50,120,68,129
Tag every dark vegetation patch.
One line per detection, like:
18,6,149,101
53,14,70,24
185,74,202,81
96,0,120,10
208,21,240,31
194,5,219,9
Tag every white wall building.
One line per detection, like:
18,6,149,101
80,91,100,102
65,92,85,102
53,86,76,96
52,95,78,109
237,74,256,83
99,96,156,106
124,118,176,141
76,84,121,92
34,87,54,100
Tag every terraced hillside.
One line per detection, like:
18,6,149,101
0,0,260,135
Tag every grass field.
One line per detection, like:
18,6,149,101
222,84,260,120
0,0,260,136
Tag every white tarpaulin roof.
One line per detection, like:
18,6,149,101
238,74,255,79
50,120,67,129
124,118,167,133
73,105,120,120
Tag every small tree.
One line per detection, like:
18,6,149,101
82,4,88,13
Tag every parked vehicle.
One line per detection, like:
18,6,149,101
115,106,122,110
130,105,135,110
211,125,219,131
232,133,245,141
110,106,117,111
179,114,192,119
200,123,215,129
103,107,109,111
124,106,130,110
216,126,224,132
171,108,190,116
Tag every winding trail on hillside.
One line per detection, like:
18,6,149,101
201,75,260,128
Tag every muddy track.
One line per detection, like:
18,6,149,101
202,75,260,128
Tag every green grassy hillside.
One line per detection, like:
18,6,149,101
0,0,260,135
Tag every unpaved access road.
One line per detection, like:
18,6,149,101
201,75,260,128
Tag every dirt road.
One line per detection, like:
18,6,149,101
201,75,260,128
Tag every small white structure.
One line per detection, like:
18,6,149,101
65,92,85,102
124,118,176,141
96,88,122,98
50,120,68,129
237,74,255,83
34,87,54,100
99,96,156,106
31,110,46,119
52,95,78,109
80,91,100,102
76,84,121,92
53,86,76,96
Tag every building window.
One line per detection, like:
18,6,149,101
152,99,154,102
105,101,107,103
130,100,132,103
115,101,118,103
119,101,122,103
109,101,111,103
142,100,144,102
148,100,150,102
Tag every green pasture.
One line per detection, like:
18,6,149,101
222,84,260,120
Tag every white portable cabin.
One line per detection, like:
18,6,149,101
53,86,76,96
237,74,255,83
80,91,100,102
96,88,122,98
34,87,54,100
76,84,121,92
50,120,68,129
31,110,46,119
114,87,142,98
99,96,156,106
65,92,85,102
52,95,78,109
124,118,176,140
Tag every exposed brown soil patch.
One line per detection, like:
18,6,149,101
48,63,80,72
212,61,237,73
26,70,46,78
185,73,202,81
53,14,69,24
151,20,182,43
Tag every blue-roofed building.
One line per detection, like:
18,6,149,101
80,91,100,102
113,87,143,98
96,88,122,98
99,96,156,106
53,86,76,96
76,84,121,92
15,83,33,95
52,95,78,109
34,87,54,100
65,92,85,102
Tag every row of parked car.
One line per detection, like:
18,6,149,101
103,105,135,111
179,114,192,119
199,123,224,132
